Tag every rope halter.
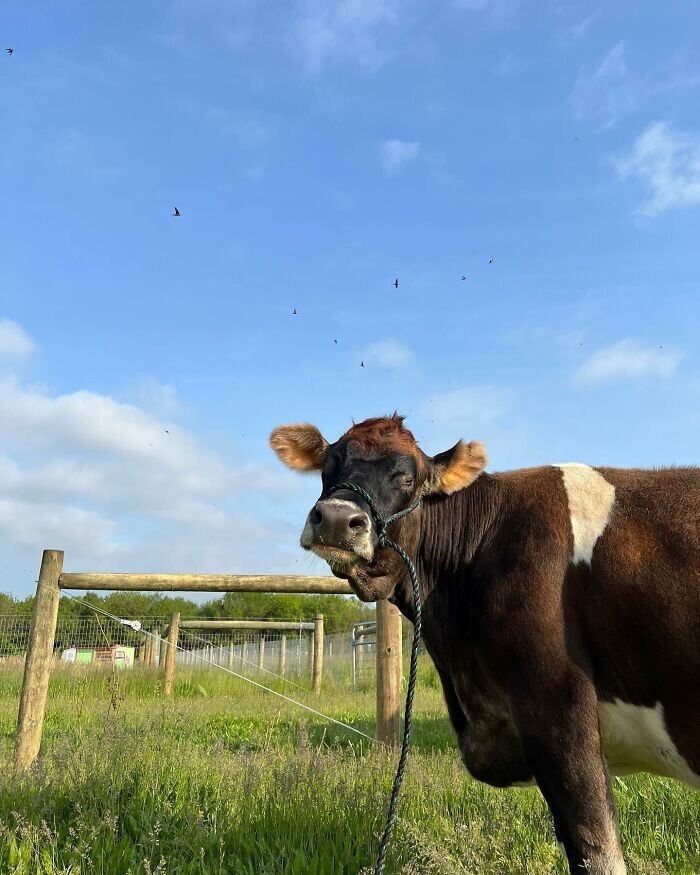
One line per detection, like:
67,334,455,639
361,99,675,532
321,480,422,875
323,481,421,547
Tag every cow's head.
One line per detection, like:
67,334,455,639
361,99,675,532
270,414,487,602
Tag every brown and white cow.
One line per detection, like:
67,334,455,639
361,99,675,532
270,414,700,875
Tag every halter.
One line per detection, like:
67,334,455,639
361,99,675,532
324,481,421,548
323,481,422,875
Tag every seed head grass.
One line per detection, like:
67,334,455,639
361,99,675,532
0,662,698,873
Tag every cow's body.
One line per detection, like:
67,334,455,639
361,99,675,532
270,416,700,874
403,464,700,794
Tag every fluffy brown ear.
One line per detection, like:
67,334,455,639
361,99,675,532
425,440,487,495
269,424,329,472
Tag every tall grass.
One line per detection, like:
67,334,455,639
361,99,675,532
0,663,698,874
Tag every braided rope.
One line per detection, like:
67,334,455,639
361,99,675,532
324,483,423,874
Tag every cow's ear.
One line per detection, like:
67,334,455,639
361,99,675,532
425,440,487,495
269,424,329,472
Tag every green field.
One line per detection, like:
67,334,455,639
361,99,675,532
0,663,698,874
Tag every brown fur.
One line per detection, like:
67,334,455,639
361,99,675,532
272,415,700,875
429,440,488,494
269,423,328,471
388,464,699,874
342,414,422,458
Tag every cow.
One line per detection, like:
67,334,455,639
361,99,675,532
270,413,700,875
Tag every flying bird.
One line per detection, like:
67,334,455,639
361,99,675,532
172,207,180,217
292,308,297,315
461,275,467,281
393,278,399,288
333,339,338,344
489,256,494,264
360,360,365,368
6,48,13,55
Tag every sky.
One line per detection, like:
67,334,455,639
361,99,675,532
1,1,700,597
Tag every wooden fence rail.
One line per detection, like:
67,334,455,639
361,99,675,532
178,620,316,631
59,573,352,594
13,550,403,772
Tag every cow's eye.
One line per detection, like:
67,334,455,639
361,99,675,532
394,473,414,490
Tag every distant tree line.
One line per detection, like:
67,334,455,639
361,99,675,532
0,590,374,635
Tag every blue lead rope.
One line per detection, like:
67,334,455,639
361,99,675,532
324,483,423,875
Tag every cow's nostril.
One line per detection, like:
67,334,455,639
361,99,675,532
309,507,323,526
348,514,368,532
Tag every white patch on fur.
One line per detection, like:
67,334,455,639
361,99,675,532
556,464,615,566
599,699,700,787
583,851,627,875
560,839,627,873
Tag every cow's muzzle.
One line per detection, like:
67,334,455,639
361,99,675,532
300,497,374,565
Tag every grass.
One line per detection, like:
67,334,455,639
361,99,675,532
0,663,698,874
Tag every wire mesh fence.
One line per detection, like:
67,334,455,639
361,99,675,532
0,614,375,685
175,626,316,680
352,620,377,690
0,614,160,671
0,612,412,688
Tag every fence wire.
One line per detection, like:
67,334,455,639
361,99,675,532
0,614,410,685
0,615,350,682
176,627,314,679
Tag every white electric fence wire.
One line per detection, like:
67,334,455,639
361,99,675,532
54,586,377,744
178,627,307,691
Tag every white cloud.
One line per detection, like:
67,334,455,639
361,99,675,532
595,40,627,79
294,0,404,74
423,386,509,428
361,338,413,368
615,121,700,216
420,385,529,469
572,41,633,130
0,323,302,582
574,339,683,385
0,498,117,556
131,378,183,417
0,375,294,527
379,139,420,175
0,319,35,362
568,11,598,38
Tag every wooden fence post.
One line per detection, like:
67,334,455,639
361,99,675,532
14,549,63,772
146,631,155,667
158,631,168,669
163,612,180,696
279,634,287,676
312,614,324,695
375,600,402,746
258,635,266,671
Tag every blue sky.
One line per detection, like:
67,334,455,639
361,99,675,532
2,1,700,596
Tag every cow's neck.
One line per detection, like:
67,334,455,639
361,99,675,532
390,473,503,624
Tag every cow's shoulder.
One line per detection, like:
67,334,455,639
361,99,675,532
489,465,574,555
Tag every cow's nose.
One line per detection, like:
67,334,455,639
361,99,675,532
310,500,370,543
